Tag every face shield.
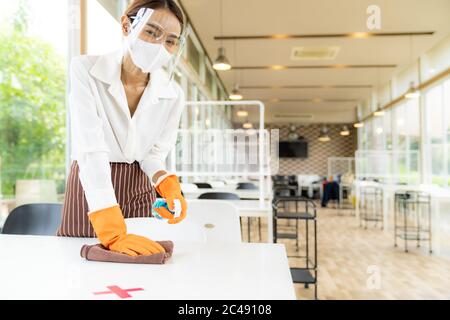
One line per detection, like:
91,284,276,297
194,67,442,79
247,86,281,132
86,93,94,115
124,7,188,83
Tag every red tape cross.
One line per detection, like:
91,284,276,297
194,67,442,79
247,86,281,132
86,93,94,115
94,285,144,299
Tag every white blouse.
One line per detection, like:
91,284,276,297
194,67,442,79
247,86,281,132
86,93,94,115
69,50,185,213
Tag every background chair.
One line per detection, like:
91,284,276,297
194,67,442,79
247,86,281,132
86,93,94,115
198,192,240,200
236,182,258,190
194,182,213,189
2,203,62,236
196,192,253,241
186,200,241,243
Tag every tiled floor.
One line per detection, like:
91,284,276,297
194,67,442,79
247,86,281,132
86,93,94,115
242,203,450,300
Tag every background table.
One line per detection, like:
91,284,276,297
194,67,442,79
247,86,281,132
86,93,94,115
0,235,296,300
228,199,273,243
183,188,270,200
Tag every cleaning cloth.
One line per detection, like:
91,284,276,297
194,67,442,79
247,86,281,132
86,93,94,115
80,241,174,264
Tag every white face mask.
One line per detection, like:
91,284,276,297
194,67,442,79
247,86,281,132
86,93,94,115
127,37,173,73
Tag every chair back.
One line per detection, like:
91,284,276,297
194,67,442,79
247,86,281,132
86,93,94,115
186,200,241,243
236,182,258,190
2,203,62,236
198,192,240,200
194,183,213,189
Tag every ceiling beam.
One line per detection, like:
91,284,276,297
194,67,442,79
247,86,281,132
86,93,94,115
260,98,359,103
214,31,434,41
231,64,396,70
241,85,373,89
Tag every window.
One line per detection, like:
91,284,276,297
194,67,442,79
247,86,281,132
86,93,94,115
0,0,68,201
392,100,420,182
425,79,450,186
187,36,200,76
204,66,213,94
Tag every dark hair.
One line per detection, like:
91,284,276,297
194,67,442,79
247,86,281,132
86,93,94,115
125,0,184,32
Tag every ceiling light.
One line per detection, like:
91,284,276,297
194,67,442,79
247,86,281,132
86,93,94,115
376,127,383,134
318,126,330,142
405,91,420,99
243,121,253,129
229,84,243,100
271,65,286,70
237,109,248,117
354,122,364,128
405,81,420,99
350,32,370,39
318,135,331,142
374,110,385,116
272,34,289,39
340,125,350,136
213,47,231,71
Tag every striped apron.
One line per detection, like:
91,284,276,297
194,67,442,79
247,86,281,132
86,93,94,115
57,160,156,237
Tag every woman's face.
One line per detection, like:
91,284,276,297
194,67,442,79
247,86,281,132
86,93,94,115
122,8,182,54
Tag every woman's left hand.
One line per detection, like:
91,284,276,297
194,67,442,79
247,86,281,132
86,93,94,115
154,174,187,224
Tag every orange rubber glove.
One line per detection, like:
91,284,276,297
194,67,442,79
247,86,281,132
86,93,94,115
88,204,165,256
154,174,187,224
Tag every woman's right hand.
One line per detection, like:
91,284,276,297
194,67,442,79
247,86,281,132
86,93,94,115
88,204,165,256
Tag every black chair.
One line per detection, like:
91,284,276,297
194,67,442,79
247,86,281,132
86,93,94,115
236,182,258,190
2,203,62,236
272,175,290,188
194,183,213,189
198,192,240,200
288,175,298,187
274,185,297,197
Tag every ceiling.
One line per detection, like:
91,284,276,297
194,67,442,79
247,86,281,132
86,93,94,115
179,0,450,124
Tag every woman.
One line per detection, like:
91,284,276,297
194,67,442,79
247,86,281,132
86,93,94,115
57,0,187,257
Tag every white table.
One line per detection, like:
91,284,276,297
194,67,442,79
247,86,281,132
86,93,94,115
183,188,270,200
0,235,295,300
228,200,272,218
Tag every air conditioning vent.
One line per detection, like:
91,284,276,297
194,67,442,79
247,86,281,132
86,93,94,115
291,46,340,60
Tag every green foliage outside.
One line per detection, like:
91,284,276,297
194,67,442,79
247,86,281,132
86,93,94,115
0,1,66,196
